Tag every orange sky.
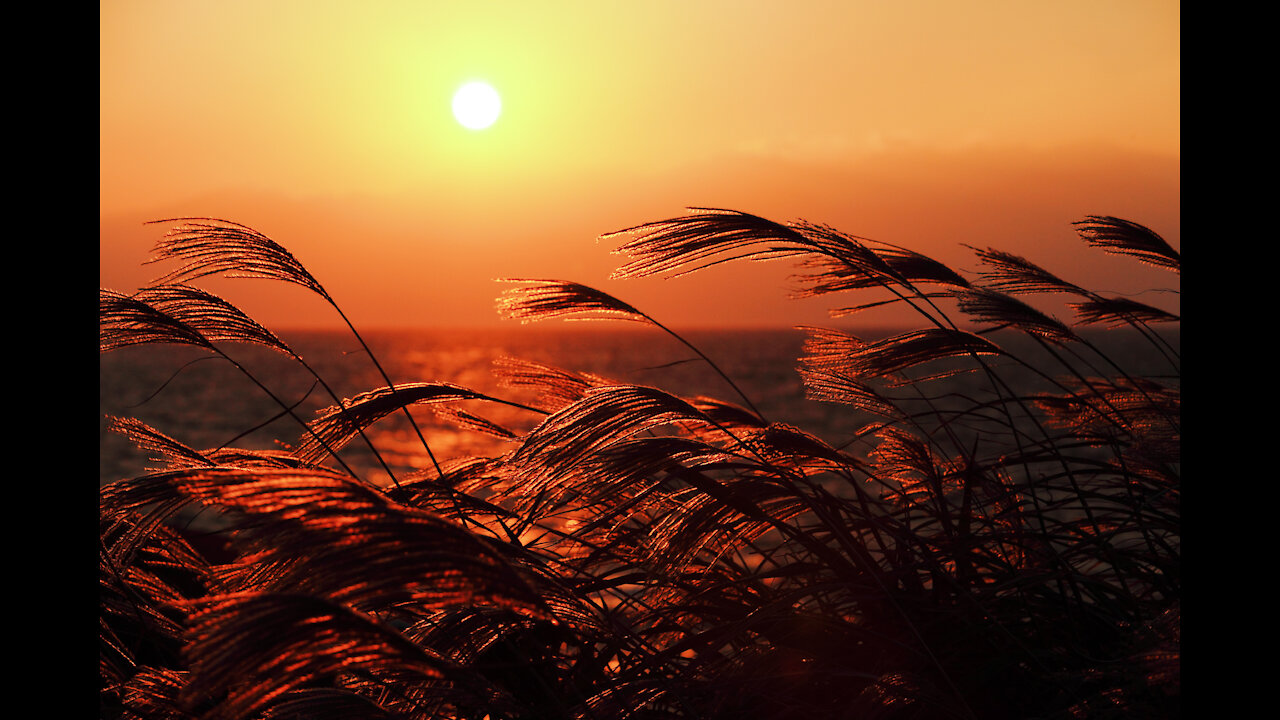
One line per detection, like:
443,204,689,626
100,1,1179,331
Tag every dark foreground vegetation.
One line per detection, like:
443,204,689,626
101,209,1179,719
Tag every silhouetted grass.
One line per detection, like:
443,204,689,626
101,210,1179,719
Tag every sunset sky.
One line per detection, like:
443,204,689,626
100,1,1179,331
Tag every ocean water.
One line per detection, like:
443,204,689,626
100,326,854,485
99,325,1178,487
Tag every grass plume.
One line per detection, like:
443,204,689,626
102,209,1179,719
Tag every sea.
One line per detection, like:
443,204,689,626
99,325,1179,488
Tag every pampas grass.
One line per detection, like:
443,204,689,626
101,209,1179,719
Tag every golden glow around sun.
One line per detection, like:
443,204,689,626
452,81,501,130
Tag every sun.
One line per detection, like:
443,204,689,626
452,81,501,130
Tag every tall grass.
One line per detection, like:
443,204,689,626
100,210,1179,719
